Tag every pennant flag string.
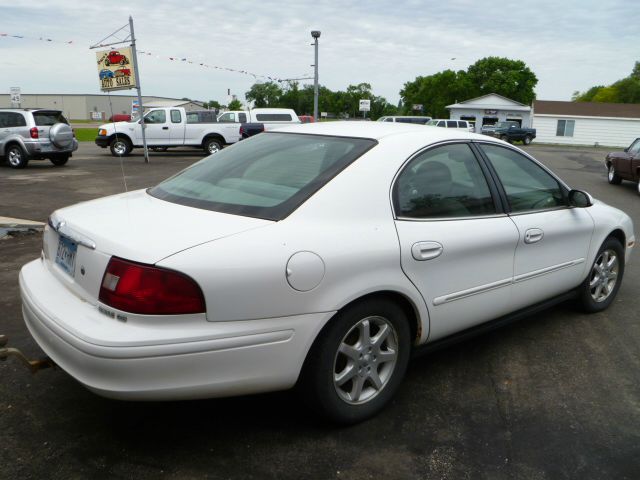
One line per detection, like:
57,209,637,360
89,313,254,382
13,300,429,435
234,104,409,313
1,32,312,83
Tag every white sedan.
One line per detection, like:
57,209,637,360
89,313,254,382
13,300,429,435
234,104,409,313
20,122,634,424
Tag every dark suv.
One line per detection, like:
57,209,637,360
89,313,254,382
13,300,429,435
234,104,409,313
0,109,78,168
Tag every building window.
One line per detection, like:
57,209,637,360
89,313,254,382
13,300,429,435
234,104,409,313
556,119,575,137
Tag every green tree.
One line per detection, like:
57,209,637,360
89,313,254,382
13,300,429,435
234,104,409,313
206,100,221,109
228,99,243,110
573,61,640,103
245,82,283,107
465,57,538,104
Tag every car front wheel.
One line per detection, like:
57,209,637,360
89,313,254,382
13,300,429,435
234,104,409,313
607,164,622,185
577,237,624,313
50,154,69,166
203,138,222,155
300,299,411,424
110,138,132,157
6,145,28,168
523,135,532,145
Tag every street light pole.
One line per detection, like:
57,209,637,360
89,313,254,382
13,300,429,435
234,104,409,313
311,30,321,121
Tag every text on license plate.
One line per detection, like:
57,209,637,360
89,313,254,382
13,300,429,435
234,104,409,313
55,236,77,277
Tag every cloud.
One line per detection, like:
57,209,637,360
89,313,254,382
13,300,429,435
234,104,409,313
0,0,637,104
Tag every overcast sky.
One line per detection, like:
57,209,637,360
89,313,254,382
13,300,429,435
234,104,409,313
1,0,638,106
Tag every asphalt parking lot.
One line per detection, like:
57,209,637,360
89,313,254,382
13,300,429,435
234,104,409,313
1,142,639,479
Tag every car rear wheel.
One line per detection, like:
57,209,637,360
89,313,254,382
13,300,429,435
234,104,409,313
577,237,624,313
203,138,222,155
6,145,28,169
300,299,411,424
110,138,132,157
49,154,69,166
523,135,532,145
607,164,622,185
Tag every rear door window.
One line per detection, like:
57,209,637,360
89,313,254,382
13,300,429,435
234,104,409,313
170,110,182,123
446,120,457,128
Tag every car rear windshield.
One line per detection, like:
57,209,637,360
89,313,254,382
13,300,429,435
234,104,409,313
33,111,68,126
148,132,377,220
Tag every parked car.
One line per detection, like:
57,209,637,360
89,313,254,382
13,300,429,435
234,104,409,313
299,115,315,123
481,124,497,135
427,119,474,132
95,107,240,156
21,123,634,424
378,116,432,125
493,121,537,145
605,137,640,194
108,114,131,122
0,109,78,168
217,108,300,130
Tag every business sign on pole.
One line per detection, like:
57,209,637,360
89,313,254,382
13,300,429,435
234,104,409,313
412,104,423,111
359,99,371,112
96,48,137,91
131,99,140,119
10,87,21,107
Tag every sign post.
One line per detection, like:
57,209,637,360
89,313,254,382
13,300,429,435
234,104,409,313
10,87,20,108
93,18,149,163
359,99,371,119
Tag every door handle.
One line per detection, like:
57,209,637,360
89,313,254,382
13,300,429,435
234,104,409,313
411,241,443,261
162,126,169,130
524,228,544,244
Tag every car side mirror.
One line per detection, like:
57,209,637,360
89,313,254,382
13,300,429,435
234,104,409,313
568,189,593,207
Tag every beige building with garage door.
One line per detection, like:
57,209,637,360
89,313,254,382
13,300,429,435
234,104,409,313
0,93,204,121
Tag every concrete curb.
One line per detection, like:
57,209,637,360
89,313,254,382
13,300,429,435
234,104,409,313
0,217,45,239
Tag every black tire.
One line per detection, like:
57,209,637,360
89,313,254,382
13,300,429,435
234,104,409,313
109,137,132,157
500,135,512,143
203,138,222,155
523,135,532,145
5,144,28,169
299,298,411,424
607,164,622,185
49,154,69,166
576,237,625,313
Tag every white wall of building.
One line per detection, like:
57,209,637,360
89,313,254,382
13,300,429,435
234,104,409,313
449,108,532,132
533,114,640,147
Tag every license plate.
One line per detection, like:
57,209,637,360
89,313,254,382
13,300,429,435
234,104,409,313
55,235,77,277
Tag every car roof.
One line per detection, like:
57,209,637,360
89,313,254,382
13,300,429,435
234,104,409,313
271,120,493,143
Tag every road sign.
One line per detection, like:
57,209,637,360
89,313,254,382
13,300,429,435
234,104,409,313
96,48,137,91
10,87,20,107
412,104,423,111
359,99,371,112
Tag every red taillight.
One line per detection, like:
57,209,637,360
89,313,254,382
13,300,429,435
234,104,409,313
239,125,245,136
99,257,205,315
30,127,38,139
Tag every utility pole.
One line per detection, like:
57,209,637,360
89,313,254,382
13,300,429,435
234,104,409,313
311,30,321,121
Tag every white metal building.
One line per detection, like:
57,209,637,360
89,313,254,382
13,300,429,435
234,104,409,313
532,101,640,148
0,93,204,121
446,94,532,133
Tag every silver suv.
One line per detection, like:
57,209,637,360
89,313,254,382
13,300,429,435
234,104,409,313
0,109,78,168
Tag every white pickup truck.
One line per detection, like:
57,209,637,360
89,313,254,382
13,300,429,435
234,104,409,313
95,107,240,156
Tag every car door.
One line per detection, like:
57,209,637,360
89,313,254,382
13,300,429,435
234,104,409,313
478,143,594,311
168,109,185,145
618,138,640,178
142,110,171,145
393,142,520,341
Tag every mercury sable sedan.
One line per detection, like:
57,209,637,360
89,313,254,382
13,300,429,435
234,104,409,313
20,123,634,424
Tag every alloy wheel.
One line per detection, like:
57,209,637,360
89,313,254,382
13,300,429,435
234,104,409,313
589,249,619,303
8,148,22,167
333,316,398,405
113,141,127,155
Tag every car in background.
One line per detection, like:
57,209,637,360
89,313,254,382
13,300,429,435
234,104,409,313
99,69,114,80
481,124,497,135
427,119,474,132
378,116,432,125
21,122,634,424
0,109,78,168
493,121,537,145
299,115,315,123
605,137,640,194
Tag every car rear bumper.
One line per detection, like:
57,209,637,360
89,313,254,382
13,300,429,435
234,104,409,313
23,139,78,157
20,258,334,400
